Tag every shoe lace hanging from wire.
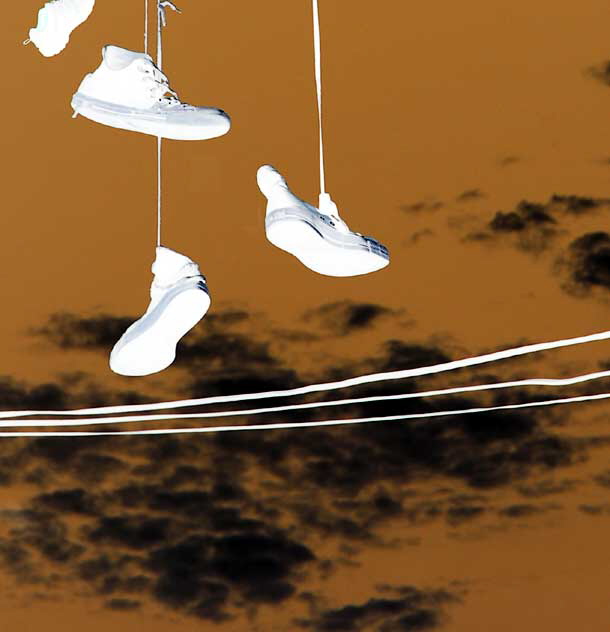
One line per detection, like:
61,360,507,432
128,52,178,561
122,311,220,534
144,0,181,247
311,0,349,230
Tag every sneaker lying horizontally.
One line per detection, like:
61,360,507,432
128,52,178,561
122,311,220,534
110,246,210,376
71,45,231,140
25,0,95,57
257,165,389,277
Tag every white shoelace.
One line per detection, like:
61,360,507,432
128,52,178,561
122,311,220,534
137,60,180,106
312,0,326,197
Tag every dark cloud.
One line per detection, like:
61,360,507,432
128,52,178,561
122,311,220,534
548,195,607,215
407,229,435,244
498,504,544,518
147,532,313,618
33,489,98,516
517,479,577,497
87,515,171,550
373,340,450,372
105,598,140,611
303,301,399,337
497,156,521,166
0,306,604,624
579,504,610,516
587,60,610,86
463,196,610,254
446,505,485,526
593,470,610,488
401,200,443,213
296,586,457,632
557,232,610,294
32,312,135,349
12,511,84,564
456,189,485,202
0,377,67,411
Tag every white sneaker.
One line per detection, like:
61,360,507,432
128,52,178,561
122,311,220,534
257,165,390,277
110,247,211,377
71,45,231,140
25,0,95,57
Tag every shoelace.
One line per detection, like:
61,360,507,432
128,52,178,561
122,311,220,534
137,59,183,106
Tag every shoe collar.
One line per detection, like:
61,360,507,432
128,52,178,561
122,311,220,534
103,45,152,71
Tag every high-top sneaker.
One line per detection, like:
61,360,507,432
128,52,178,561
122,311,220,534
110,246,210,376
72,45,231,140
25,0,95,57
257,165,389,277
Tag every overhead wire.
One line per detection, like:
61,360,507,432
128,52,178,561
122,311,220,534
0,391,607,437
1,328,609,419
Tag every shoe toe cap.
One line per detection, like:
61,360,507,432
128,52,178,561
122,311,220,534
256,165,285,196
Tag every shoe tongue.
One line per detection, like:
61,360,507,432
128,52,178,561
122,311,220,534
103,45,151,70
152,247,200,286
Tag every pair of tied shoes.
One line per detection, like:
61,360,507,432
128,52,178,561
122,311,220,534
112,168,389,376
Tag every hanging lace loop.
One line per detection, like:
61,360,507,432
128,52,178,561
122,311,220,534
159,1,181,28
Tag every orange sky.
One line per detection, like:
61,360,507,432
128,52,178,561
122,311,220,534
1,1,610,631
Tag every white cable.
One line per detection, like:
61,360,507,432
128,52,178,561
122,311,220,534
312,0,326,195
1,369,609,426
144,0,149,54
2,328,610,419
0,392,607,437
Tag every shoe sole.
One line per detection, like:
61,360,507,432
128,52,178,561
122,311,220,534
71,93,230,141
266,207,389,277
110,280,210,377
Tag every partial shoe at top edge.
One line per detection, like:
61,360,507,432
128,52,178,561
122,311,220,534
71,45,231,140
110,246,210,377
26,0,95,57
257,165,390,277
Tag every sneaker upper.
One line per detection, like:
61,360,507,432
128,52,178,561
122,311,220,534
149,246,205,307
28,0,95,57
76,45,217,114
257,164,350,233
76,46,174,109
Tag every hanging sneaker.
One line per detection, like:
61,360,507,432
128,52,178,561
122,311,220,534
25,0,95,57
110,246,210,376
257,165,389,277
71,45,231,140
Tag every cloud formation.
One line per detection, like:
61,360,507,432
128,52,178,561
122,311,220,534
296,586,458,632
303,301,400,337
0,305,606,624
556,232,610,294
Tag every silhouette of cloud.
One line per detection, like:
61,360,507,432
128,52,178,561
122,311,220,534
497,156,521,167
462,196,610,254
105,598,141,611
401,200,443,213
303,301,399,337
0,308,606,623
497,504,557,518
456,189,485,202
587,60,610,86
593,470,610,488
296,586,458,632
33,313,135,349
556,232,610,294
517,479,577,497
33,489,99,516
